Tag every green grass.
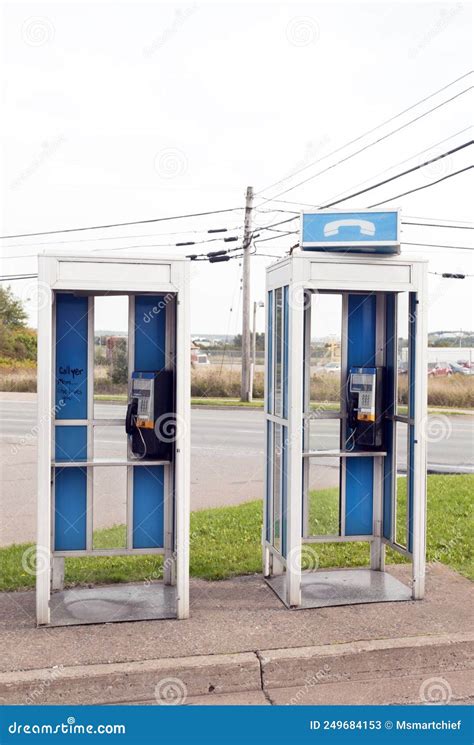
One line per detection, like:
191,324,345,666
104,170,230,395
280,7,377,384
191,397,264,408
0,475,472,591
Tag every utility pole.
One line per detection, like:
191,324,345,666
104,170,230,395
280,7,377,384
241,185,254,401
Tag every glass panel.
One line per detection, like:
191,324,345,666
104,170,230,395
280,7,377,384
307,457,340,537
310,293,342,413
94,296,129,418
282,286,289,420
92,467,127,549
94,425,127,461
265,420,273,542
396,292,409,416
273,423,282,551
281,424,288,558
266,291,273,414
273,288,283,416
308,417,340,451
394,421,408,548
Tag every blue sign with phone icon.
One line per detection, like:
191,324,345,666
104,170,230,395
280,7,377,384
301,210,399,253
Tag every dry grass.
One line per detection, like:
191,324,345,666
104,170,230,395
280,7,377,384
0,362,37,392
191,368,264,398
1,364,473,409
398,374,474,409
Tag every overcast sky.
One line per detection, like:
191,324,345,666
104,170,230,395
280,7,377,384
1,0,472,337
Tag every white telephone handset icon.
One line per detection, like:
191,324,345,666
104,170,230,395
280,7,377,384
323,218,376,238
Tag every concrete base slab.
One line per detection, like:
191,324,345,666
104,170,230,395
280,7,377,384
50,583,176,626
266,568,412,609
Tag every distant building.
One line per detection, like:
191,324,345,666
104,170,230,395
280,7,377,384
400,347,473,364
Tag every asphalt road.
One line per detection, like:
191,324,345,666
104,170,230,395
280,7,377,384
0,396,472,545
1,399,473,470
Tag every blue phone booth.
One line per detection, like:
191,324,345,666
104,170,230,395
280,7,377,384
36,252,190,625
264,210,428,609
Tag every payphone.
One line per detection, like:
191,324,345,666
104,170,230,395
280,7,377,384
125,370,174,460
346,366,384,450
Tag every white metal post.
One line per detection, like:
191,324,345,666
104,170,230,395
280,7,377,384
164,295,177,586
263,289,271,577
302,298,311,538
412,266,428,599
175,263,190,619
286,265,305,607
36,259,53,625
126,295,135,551
371,293,386,571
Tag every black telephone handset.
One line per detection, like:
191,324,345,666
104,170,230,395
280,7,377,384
125,397,138,435
126,371,174,460
347,391,359,430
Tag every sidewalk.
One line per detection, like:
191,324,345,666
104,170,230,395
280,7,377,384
0,563,472,705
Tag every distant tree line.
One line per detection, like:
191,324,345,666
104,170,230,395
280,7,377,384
0,287,37,361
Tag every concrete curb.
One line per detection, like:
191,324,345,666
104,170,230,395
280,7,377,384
0,652,261,706
259,632,474,691
1,633,472,706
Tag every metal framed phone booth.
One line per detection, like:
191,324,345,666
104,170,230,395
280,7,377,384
36,251,190,625
263,251,428,609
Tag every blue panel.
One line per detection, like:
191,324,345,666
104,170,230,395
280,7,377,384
134,295,166,371
133,466,164,548
55,426,87,462
301,210,399,251
55,294,88,419
345,294,376,535
282,286,289,420
345,459,374,535
383,294,396,540
266,291,273,413
407,292,417,553
54,468,87,550
281,425,287,558
347,294,377,367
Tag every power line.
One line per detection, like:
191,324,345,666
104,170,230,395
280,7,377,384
404,214,473,225
429,272,473,278
403,221,474,230
318,141,473,210
0,274,38,281
254,231,298,244
403,241,474,251
262,202,474,228
314,126,472,208
257,85,473,203
0,225,244,251
256,71,473,197
1,234,244,260
368,165,473,207
0,207,244,240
